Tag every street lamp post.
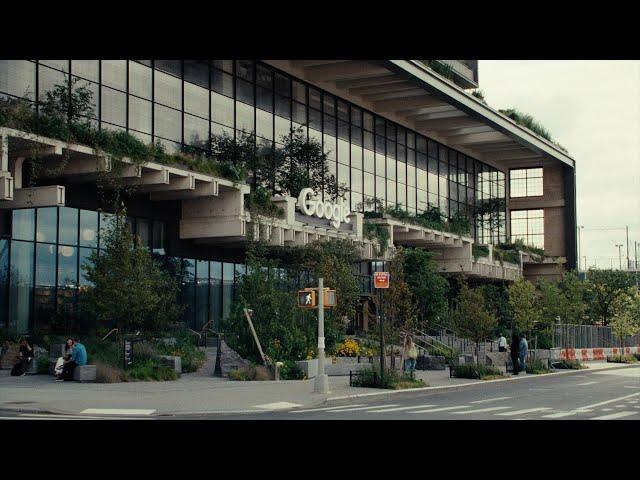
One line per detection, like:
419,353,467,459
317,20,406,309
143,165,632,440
616,244,623,270
577,226,584,272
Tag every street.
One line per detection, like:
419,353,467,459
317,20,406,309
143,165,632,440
1,365,639,420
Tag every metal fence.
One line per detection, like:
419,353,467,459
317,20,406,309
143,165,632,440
552,324,640,349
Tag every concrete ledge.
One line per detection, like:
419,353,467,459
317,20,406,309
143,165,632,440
73,365,96,383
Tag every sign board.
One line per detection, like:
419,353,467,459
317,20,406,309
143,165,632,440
123,340,133,369
297,188,350,229
373,272,390,289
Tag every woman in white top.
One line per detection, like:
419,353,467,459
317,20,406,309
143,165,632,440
54,338,74,377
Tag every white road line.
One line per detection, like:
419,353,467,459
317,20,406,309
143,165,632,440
451,406,511,415
542,411,577,419
291,404,367,413
367,404,436,413
573,392,640,412
575,381,598,386
80,408,156,416
410,405,470,414
624,386,640,389
470,396,512,404
495,407,551,416
591,411,638,420
327,404,400,413
253,402,302,410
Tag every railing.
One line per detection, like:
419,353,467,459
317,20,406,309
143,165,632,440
553,324,640,349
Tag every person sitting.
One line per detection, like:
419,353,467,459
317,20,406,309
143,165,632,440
53,338,74,378
57,338,87,381
11,339,34,376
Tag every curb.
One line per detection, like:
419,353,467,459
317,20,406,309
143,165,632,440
321,363,636,405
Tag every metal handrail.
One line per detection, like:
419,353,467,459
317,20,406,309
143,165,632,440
102,328,119,341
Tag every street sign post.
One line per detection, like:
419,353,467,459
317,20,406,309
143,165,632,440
374,271,390,388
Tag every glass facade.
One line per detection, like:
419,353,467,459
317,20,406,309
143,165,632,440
0,60,507,243
0,207,279,332
510,209,544,249
510,167,543,198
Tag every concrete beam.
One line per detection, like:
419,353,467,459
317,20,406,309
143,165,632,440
304,61,389,82
0,134,7,171
124,168,170,187
141,174,195,193
362,88,429,102
487,150,544,161
445,131,510,146
0,175,13,200
334,74,401,89
180,215,246,239
0,185,65,209
149,180,218,201
348,81,417,96
415,117,483,131
373,95,447,113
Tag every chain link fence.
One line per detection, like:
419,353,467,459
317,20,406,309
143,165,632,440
553,324,640,349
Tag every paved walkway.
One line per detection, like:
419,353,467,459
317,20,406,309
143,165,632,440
0,361,630,417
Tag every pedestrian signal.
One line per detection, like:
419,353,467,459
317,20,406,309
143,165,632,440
298,289,316,308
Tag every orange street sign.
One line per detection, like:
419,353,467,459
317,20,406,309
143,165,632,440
373,272,390,289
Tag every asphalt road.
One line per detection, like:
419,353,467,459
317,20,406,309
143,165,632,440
1,366,639,420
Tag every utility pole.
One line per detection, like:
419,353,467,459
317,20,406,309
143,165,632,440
635,241,638,288
616,244,623,270
577,226,583,272
314,277,329,394
626,226,630,270
583,256,587,272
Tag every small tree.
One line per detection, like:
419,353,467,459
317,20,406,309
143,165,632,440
586,269,633,326
80,210,183,334
610,288,640,353
558,271,588,324
508,278,541,338
40,75,95,123
454,283,498,365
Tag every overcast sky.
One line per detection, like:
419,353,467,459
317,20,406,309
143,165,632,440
479,60,640,271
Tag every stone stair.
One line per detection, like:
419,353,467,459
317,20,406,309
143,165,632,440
192,346,219,377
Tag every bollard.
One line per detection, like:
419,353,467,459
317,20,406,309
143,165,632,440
275,361,283,381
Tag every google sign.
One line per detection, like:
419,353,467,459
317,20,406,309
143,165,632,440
297,188,350,229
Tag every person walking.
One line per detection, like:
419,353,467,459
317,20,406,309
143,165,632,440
510,333,520,375
519,333,529,375
403,336,418,377
498,333,507,352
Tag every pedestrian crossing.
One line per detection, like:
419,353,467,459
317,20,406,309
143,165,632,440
290,397,640,420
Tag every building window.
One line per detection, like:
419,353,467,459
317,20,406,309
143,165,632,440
510,209,544,249
510,167,543,198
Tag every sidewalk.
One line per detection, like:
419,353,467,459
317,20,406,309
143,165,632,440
0,361,633,416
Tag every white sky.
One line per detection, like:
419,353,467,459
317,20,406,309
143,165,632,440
479,60,640,270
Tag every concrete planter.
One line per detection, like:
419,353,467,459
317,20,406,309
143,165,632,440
295,358,333,379
335,356,359,364
157,355,182,374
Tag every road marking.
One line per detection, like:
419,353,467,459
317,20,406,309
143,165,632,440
624,386,640,389
495,407,551,416
542,411,577,419
410,405,470,414
327,404,400,413
573,392,640,412
291,404,367,413
80,408,156,416
591,411,638,420
470,396,512,404
575,381,598,386
367,404,436,413
451,406,511,415
602,408,613,412
253,402,302,410
20,413,111,419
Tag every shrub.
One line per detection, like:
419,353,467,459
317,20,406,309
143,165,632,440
334,339,361,357
452,364,504,380
126,359,179,381
552,359,586,370
526,359,551,374
606,354,637,364
156,334,206,373
95,362,127,383
228,365,273,381
133,342,159,361
279,360,305,380
36,356,50,374
351,366,428,389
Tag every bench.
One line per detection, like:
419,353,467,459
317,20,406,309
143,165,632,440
73,365,97,382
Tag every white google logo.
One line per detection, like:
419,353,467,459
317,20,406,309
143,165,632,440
296,188,350,229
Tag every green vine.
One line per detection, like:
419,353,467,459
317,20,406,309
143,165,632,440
363,222,390,257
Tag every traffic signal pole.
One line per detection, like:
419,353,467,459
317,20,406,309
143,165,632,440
314,277,329,394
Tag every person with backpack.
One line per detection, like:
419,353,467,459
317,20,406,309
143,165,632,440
519,333,529,375
403,336,418,376
11,338,34,376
